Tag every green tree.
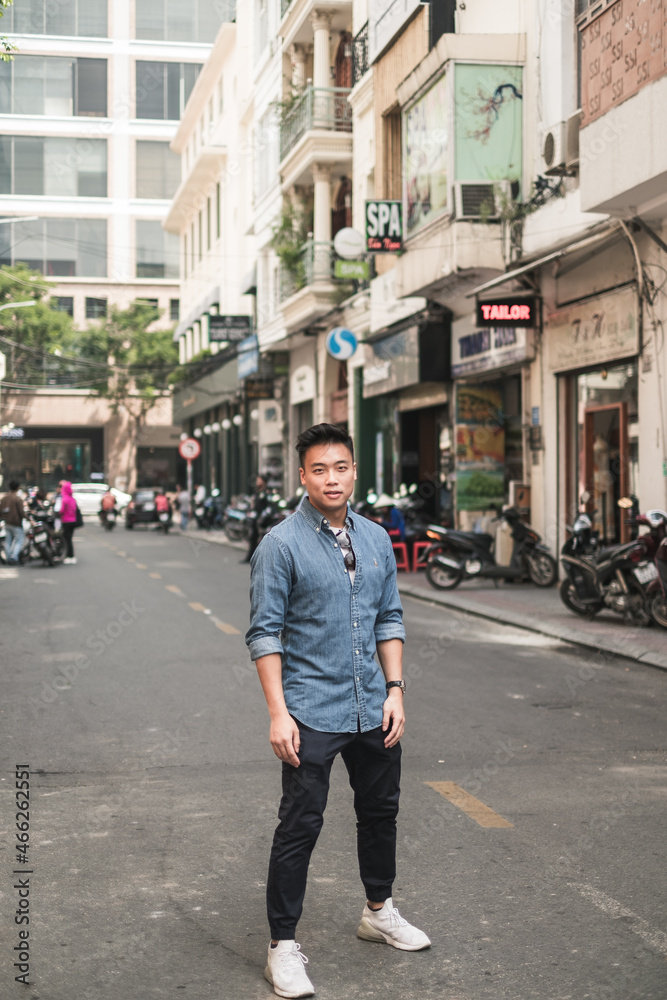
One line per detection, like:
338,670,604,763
85,301,179,483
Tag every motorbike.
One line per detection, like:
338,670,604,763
99,507,117,531
559,507,667,623
157,507,171,533
424,506,558,591
223,494,252,542
641,511,667,628
197,491,225,530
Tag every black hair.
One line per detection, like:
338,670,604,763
9,480,20,491
296,423,355,468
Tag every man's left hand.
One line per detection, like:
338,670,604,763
382,690,405,748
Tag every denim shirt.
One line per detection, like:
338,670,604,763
245,496,406,733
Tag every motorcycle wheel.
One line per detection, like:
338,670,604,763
425,558,463,590
526,551,558,587
125,522,134,530
42,544,55,567
559,578,603,617
650,592,667,628
224,525,245,543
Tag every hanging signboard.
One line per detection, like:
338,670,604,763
455,383,506,512
547,286,638,373
476,296,539,328
208,314,253,342
452,315,535,378
365,200,403,252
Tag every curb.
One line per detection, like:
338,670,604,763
398,581,667,673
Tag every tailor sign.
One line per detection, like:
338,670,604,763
365,200,403,252
475,296,539,328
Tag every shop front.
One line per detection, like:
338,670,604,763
451,314,535,527
0,426,103,493
549,285,640,545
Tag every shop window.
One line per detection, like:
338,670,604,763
136,141,181,199
52,296,74,315
135,61,202,120
6,0,107,37
85,297,107,319
0,217,107,277
170,298,180,321
383,107,401,201
135,0,234,43
0,136,107,197
136,220,179,279
0,55,107,116
136,298,159,308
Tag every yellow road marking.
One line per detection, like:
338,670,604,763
165,585,185,597
149,572,161,579
425,782,513,828
188,602,207,612
135,563,147,570
212,618,241,635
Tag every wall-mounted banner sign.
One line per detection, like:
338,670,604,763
208,314,253,342
334,259,370,280
365,200,403,252
475,296,539,328
0,426,24,439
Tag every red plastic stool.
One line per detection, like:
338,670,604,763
412,541,431,572
392,542,410,572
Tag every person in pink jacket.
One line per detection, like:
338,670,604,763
60,481,79,564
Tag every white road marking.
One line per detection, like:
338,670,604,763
0,567,19,580
568,882,667,955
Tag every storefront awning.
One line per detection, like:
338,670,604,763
466,222,622,298
173,286,220,342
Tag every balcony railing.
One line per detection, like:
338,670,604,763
352,21,369,87
279,86,352,162
279,240,336,302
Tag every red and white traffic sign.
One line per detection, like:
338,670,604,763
178,437,201,461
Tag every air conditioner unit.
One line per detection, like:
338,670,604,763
566,110,583,171
454,180,517,220
542,121,567,175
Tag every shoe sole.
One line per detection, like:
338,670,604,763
264,966,315,998
357,918,431,951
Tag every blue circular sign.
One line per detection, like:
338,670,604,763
326,327,358,360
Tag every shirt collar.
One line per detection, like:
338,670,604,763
299,495,357,532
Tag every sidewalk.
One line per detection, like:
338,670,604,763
182,527,667,671
399,574,667,672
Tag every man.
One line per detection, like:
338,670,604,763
1,480,25,565
373,493,406,541
246,423,429,999
240,473,268,564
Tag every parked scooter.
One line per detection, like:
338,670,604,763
424,506,557,590
223,494,252,542
559,506,667,623
640,510,667,628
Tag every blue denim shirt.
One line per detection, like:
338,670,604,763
245,496,406,733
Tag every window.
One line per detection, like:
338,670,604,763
0,218,107,276
136,298,159,308
198,210,203,261
207,196,212,251
136,141,180,199
0,136,107,197
218,76,223,116
216,182,221,240
183,233,188,279
135,0,235,43
135,61,202,120
255,0,269,62
254,106,278,201
0,56,107,116
52,296,73,315
170,299,180,321
85,297,107,319
190,221,195,271
136,220,179,279
6,0,108,37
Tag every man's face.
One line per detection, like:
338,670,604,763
299,442,356,516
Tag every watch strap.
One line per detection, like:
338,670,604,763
386,680,406,693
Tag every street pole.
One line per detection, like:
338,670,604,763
187,458,193,503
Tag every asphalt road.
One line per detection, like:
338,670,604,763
1,525,666,1000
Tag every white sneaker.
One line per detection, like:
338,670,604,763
357,897,431,951
63,557,77,565
264,940,315,998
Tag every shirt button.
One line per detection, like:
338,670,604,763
334,544,338,548
355,650,359,654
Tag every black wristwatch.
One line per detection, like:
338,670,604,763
386,680,406,695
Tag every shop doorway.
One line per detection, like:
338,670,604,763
583,402,629,544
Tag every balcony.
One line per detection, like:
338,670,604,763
280,86,352,164
278,240,352,334
279,240,335,302
352,22,369,88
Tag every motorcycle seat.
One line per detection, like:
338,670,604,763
594,540,639,562
444,530,494,550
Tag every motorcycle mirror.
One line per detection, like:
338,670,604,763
408,483,418,494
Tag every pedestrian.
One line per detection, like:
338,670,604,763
1,480,25,565
177,483,191,531
60,481,79,564
372,493,406,541
194,482,206,505
240,473,268,564
245,423,430,999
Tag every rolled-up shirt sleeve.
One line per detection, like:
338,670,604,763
245,534,293,661
374,532,406,644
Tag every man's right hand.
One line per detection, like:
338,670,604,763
269,713,301,767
